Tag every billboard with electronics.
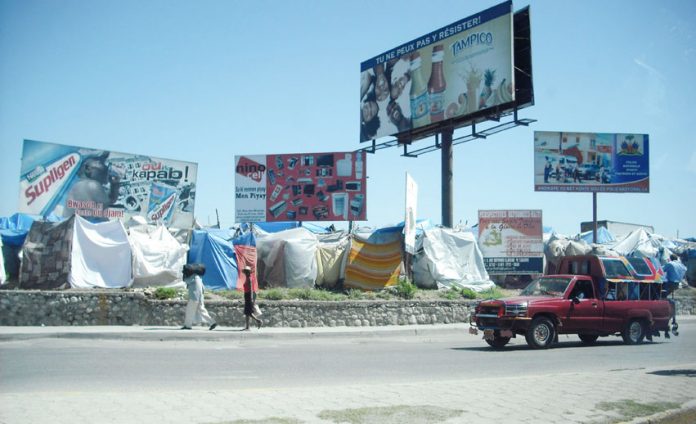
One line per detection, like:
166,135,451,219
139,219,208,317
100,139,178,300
360,1,515,142
235,151,367,223
534,131,650,193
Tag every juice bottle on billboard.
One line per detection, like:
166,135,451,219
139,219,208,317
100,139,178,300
427,45,446,122
409,52,430,129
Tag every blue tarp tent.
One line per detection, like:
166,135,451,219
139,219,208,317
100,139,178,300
1,213,62,281
578,226,616,244
188,229,238,290
247,221,332,234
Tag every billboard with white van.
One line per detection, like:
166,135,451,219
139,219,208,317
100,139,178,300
534,131,649,193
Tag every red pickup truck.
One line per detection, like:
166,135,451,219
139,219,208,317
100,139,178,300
470,255,673,349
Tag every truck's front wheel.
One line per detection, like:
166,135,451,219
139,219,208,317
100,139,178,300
525,317,555,349
622,319,645,344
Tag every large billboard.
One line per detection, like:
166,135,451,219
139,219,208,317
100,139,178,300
534,131,650,193
235,151,367,223
19,139,197,227
478,209,543,274
360,1,514,142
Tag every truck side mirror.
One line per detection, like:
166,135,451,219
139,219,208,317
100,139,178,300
571,297,580,305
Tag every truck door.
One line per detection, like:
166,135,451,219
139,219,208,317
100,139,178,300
563,278,604,332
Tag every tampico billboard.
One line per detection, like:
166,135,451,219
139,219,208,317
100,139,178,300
235,151,367,223
478,209,543,274
360,1,514,142
534,131,649,193
19,139,197,228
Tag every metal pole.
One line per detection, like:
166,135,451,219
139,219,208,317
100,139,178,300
441,128,454,228
592,192,597,244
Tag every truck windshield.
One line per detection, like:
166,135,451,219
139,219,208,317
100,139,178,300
521,277,572,297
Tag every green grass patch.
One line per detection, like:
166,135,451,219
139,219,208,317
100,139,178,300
595,399,680,423
216,290,243,300
318,405,463,424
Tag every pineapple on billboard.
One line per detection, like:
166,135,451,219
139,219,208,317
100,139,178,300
360,1,514,142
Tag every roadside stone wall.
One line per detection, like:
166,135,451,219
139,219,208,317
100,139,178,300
0,291,472,327
1,290,692,327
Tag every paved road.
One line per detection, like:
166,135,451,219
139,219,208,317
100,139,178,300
1,321,696,423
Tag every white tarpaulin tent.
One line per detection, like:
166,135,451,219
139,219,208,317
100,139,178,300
413,227,494,291
256,227,319,288
0,237,5,286
315,232,351,289
128,223,188,288
609,228,664,259
69,216,132,289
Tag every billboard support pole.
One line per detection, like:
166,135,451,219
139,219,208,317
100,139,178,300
441,127,453,228
592,192,598,244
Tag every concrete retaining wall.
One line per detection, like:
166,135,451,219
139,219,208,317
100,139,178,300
1,290,693,327
0,291,472,327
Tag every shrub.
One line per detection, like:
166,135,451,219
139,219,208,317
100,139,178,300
153,287,179,300
395,277,417,299
477,286,506,299
460,288,477,299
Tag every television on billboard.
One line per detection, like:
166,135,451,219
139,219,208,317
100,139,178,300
478,209,543,274
235,151,367,223
19,139,197,228
534,131,649,193
360,1,514,143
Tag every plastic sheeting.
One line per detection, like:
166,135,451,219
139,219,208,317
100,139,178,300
0,237,5,286
69,216,132,289
129,223,188,288
576,226,616,244
344,231,402,291
233,232,257,291
609,228,663,259
257,227,318,288
19,217,75,289
412,228,494,291
188,229,238,290
315,232,350,288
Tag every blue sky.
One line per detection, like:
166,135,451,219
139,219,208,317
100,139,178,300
1,0,695,237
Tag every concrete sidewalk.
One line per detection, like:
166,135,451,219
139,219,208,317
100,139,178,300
1,315,694,342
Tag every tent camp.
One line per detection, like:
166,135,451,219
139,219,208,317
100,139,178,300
315,232,351,289
344,227,402,291
256,227,318,288
187,228,238,290
412,227,494,291
20,216,133,289
128,222,188,288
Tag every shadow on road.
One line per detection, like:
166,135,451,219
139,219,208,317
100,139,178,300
452,339,665,352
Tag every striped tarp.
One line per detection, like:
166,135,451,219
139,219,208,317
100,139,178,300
344,235,402,291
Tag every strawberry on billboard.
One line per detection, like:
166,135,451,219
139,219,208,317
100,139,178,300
235,152,367,223
19,139,197,228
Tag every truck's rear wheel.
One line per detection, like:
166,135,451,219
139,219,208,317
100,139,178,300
486,334,511,349
525,317,555,349
578,334,599,344
621,319,645,344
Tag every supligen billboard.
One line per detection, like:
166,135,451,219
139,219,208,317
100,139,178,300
360,1,514,142
235,151,367,223
19,139,197,228
534,131,650,193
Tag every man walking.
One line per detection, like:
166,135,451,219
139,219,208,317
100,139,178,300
662,254,686,337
